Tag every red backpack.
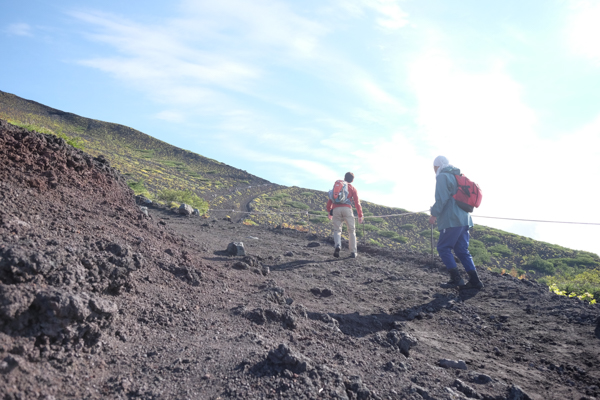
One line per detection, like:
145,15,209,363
453,174,482,213
330,180,350,204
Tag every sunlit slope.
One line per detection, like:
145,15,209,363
0,90,269,199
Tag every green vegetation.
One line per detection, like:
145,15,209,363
481,235,501,244
362,224,380,232
127,180,150,198
470,239,491,265
284,201,309,210
156,189,209,214
489,244,512,257
9,121,84,149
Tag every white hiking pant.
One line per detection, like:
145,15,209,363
332,207,357,253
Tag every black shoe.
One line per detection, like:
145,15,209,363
333,246,341,258
461,270,484,289
440,268,465,288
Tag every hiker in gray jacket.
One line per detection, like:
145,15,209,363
429,156,483,289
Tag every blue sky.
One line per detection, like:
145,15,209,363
2,0,600,256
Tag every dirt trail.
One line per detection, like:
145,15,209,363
1,120,599,400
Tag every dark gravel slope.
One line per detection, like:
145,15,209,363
1,120,599,400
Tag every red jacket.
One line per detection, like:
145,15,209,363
326,183,363,218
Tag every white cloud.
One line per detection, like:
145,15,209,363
5,23,33,37
333,0,409,31
178,0,328,58
565,0,600,65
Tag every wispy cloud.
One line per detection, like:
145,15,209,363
332,0,409,31
5,23,33,37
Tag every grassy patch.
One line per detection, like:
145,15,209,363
127,180,150,198
470,239,491,265
284,201,309,210
156,189,209,214
489,244,512,257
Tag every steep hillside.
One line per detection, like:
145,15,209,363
1,90,598,296
0,90,272,205
1,111,599,400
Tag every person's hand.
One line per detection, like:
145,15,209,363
358,217,364,224
328,215,333,220
429,216,437,225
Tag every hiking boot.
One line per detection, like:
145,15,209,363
461,270,484,289
350,252,357,258
440,268,465,288
333,246,341,258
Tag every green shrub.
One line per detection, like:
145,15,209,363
379,231,400,239
419,229,439,239
364,217,384,224
525,255,555,275
156,189,209,214
517,238,534,247
284,201,309,210
489,244,512,257
469,239,490,265
309,217,329,224
393,236,409,244
481,235,501,244
367,239,383,247
308,210,328,216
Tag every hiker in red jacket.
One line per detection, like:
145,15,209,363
326,172,364,258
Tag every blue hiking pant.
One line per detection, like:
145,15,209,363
437,226,476,272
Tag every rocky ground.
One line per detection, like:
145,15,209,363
1,120,599,400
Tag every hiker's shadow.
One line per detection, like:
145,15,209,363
308,291,482,338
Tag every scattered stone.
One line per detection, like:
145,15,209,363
267,344,313,373
307,242,320,248
321,288,334,297
261,265,270,276
192,208,200,216
507,385,532,400
135,195,152,205
227,242,245,256
439,359,468,370
387,330,418,357
310,288,322,296
470,373,493,384
284,251,294,257
453,378,481,399
179,203,193,215
232,262,250,270
139,206,149,217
